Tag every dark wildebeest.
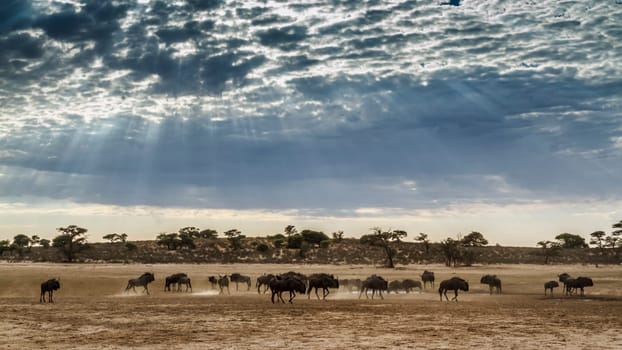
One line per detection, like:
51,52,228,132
256,274,274,294
230,273,252,291
218,275,230,295
402,279,422,293
558,273,571,294
208,276,218,289
178,276,192,292
387,280,403,294
565,277,593,297
40,278,60,303
480,275,502,295
307,273,339,300
125,272,155,295
421,270,435,289
544,281,559,296
439,277,469,302
164,273,188,292
269,275,307,304
359,275,388,300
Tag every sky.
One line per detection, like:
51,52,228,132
1,0,621,246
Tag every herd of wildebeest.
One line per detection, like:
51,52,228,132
39,269,595,304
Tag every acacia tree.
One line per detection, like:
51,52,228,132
537,240,561,264
197,229,218,239
415,232,430,254
439,237,461,267
156,232,180,250
461,231,488,247
555,233,588,248
53,225,88,262
360,227,407,268
224,229,244,250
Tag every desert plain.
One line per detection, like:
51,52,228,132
0,262,620,349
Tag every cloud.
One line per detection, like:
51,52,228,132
0,0,620,222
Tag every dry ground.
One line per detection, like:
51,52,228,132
0,263,621,349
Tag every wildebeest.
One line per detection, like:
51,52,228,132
359,275,388,300
218,275,230,295
544,281,559,296
40,278,60,303
256,274,274,294
230,273,252,291
565,277,593,296
388,280,403,294
178,276,192,292
558,273,571,294
269,275,307,304
439,277,469,302
480,275,502,294
421,270,435,289
402,279,422,293
208,276,218,289
164,273,188,292
307,273,339,300
125,272,155,295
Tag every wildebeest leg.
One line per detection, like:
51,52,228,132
271,290,277,304
452,289,458,302
278,290,286,304
145,285,150,295
489,285,493,295
315,287,321,300
323,287,329,300
289,291,295,303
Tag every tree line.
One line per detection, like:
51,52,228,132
1,219,620,265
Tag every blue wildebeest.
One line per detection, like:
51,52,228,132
164,273,188,292
307,273,339,300
208,276,218,289
402,279,422,293
359,275,388,300
218,275,230,295
256,274,274,294
480,275,502,295
125,272,155,295
177,276,192,292
544,281,559,296
439,277,469,302
421,270,435,289
40,278,60,303
565,277,593,297
230,273,252,291
269,274,306,304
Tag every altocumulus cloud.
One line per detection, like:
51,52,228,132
0,0,621,216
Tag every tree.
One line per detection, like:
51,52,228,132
332,231,344,242
300,229,330,246
589,231,606,251
284,225,297,237
178,228,196,249
103,233,119,243
224,229,244,250
537,240,561,264
415,232,430,254
0,240,10,254
156,233,180,250
179,227,200,239
30,235,40,248
360,227,407,268
461,231,489,247
53,225,88,262
439,237,461,267
39,239,51,248
197,229,218,239
555,233,588,249
118,233,128,243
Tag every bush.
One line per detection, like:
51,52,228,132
301,230,329,245
273,239,284,248
319,240,331,249
125,242,138,251
256,243,269,253
287,234,304,249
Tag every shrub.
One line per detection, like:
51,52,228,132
319,240,331,249
256,243,269,253
125,242,138,251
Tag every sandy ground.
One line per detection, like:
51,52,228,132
0,263,620,349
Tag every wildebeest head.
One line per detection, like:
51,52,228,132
576,277,594,287
558,273,571,282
